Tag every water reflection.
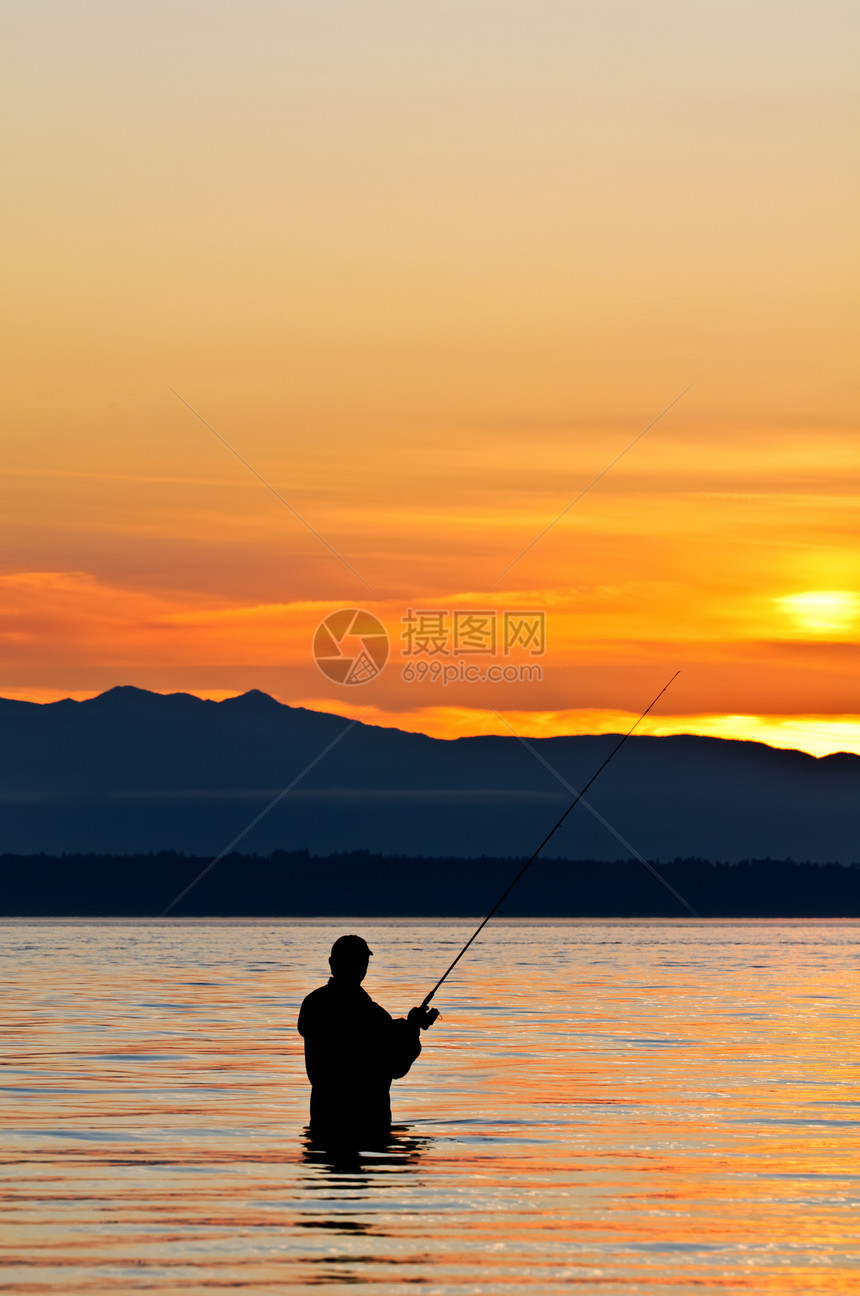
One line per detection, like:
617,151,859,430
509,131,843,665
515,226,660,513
1,919,859,1294
301,1123,432,1178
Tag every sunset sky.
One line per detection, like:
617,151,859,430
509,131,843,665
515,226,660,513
2,1,858,755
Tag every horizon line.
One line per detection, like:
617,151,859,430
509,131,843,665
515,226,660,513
2,684,860,761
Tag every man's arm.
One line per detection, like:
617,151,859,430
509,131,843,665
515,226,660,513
297,988,320,1038
387,1005,438,1080
388,1017,422,1079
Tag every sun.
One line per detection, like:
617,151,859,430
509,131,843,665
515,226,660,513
778,589,859,636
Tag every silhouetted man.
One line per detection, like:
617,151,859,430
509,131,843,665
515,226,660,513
298,934,437,1145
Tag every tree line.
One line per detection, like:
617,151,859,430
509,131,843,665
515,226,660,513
2,850,859,917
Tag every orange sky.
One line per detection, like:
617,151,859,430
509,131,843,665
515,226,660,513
1,2,858,755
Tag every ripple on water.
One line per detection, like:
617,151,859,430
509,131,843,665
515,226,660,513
1,918,859,1294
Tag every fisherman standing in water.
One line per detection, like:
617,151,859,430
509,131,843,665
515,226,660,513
298,934,438,1145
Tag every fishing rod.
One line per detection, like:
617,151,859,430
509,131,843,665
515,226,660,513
419,670,680,1010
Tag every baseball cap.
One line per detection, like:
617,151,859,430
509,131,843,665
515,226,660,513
330,934,373,959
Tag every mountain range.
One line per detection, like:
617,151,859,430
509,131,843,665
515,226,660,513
0,686,857,864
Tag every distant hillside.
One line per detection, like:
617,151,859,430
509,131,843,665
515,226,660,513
2,851,859,917
0,687,858,862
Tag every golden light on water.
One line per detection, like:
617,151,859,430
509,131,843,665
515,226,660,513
778,590,859,637
4,920,860,1290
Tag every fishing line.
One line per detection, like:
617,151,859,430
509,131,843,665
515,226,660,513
420,671,681,1009
491,711,698,917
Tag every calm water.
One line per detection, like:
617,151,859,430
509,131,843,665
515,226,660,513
1,919,858,1294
